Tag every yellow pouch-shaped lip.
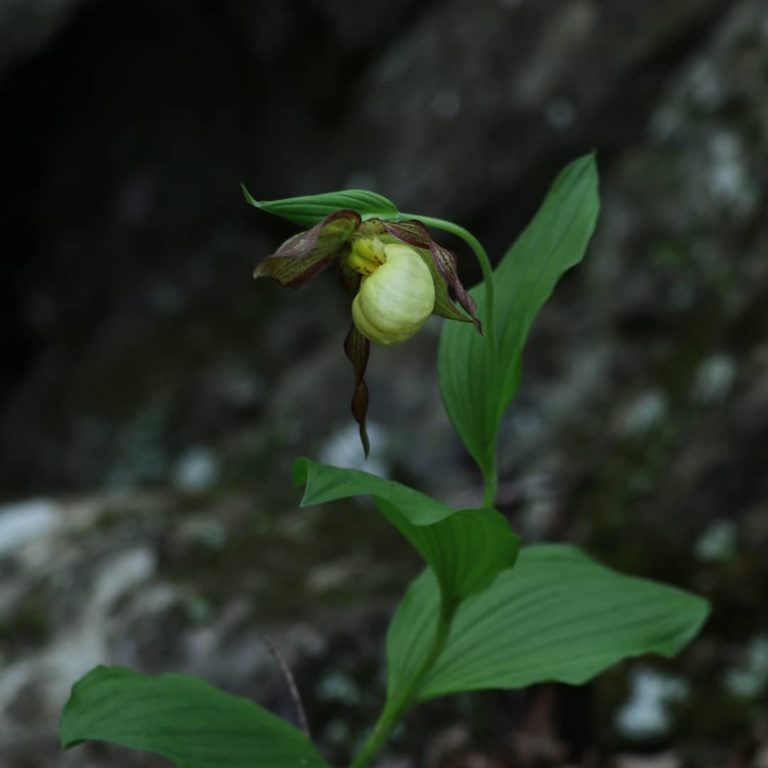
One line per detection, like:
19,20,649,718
352,244,436,345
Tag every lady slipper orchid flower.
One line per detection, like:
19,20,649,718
350,241,435,345
253,209,481,454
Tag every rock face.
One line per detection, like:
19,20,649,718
0,490,410,767
1,0,767,765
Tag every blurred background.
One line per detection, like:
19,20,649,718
1,0,767,765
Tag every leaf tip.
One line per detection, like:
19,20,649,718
686,593,712,636
291,458,315,507
291,457,309,486
241,182,260,208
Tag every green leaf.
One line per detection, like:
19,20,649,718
60,666,330,768
387,544,709,701
293,458,519,605
242,186,399,228
438,154,600,476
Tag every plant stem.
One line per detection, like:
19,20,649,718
350,217,496,767
401,213,499,507
349,606,455,768
482,468,498,508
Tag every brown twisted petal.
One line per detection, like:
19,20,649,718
382,220,482,333
253,209,361,288
343,325,371,456
429,240,482,333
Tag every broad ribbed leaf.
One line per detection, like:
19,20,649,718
242,186,398,228
293,458,519,605
60,666,330,768
387,544,709,701
438,154,600,476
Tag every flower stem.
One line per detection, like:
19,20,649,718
401,213,499,507
350,605,455,768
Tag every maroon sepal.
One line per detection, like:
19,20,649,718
429,240,482,333
254,210,361,288
383,219,482,333
343,325,371,456
381,219,433,249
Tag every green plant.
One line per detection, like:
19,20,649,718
60,155,709,767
